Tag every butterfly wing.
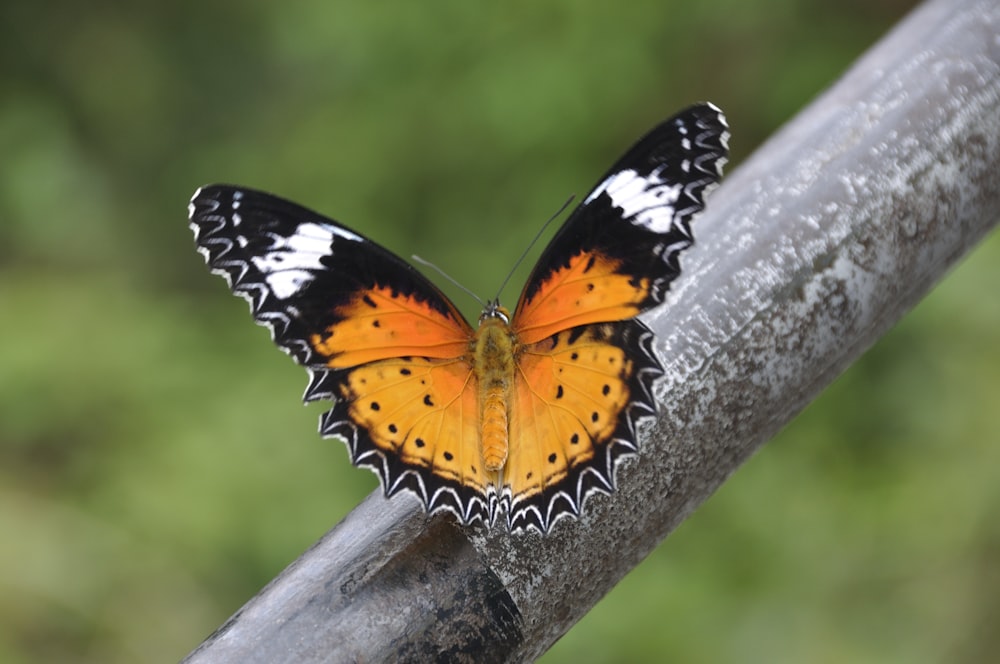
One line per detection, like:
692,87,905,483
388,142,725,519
505,103,729,532
189,185,491,523
512,103,729,343
503,320,662,533
189,185,472,367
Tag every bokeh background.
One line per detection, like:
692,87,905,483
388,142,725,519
2,1,998,662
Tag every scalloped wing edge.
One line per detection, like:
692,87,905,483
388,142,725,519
317,394,494,527
642,103,729,303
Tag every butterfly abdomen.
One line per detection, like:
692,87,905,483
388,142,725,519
481,384,508,472
473,314,517,473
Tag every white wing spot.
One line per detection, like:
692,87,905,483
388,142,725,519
267,270,318,299
584,168,681,233
250,222,359,300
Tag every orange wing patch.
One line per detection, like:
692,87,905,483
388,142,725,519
321,355,495,523
513,252,652,345
336,357,488,488
310,285,472,368
504,321,655,532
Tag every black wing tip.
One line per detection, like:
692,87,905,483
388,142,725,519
187,184,341,369
190,183,264,202
682,101,728,131
659,102,729,176
188,184,247,220
683,102,730,172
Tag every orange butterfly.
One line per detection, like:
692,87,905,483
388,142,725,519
189,103,728,534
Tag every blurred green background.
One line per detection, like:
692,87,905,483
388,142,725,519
2,0,998,662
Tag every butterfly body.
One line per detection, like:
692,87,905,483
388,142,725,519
189,103,729,533
473,303,516,474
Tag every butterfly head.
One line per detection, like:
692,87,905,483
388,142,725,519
479,300,511,325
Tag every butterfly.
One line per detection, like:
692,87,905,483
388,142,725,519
189,102,728,534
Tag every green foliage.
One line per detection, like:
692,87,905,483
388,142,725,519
3,0,997,662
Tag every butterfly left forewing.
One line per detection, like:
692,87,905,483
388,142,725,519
190,185,491,525
512,103,729,344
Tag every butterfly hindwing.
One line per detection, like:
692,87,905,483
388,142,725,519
512,103,729,344
320,356,492,525
504,320,661,533
190,185,490,524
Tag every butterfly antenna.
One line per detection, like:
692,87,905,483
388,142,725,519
411,254,486,308
493,194,575,302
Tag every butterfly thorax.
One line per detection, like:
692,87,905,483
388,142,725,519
473,302,516,475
